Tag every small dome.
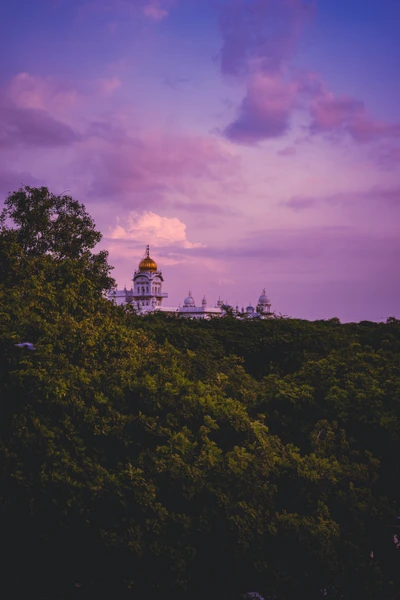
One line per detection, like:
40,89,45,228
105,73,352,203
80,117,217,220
184,291,195,306
258,289,270,304
139,246,157,272
246,305,254,313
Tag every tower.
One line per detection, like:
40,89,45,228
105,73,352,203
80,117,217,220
132,246,168,308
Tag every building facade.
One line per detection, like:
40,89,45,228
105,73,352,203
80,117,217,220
108,246,275,319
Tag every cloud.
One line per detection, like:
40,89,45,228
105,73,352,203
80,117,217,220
283,186,400,210
285,196,316,210
97,77,122,94
224,72,298,143
6,72,80,118
218,0,314,145
162,75,189,90
142,3,168,21
187,225,400,269
76,0,177,23
218,0,316,77
81,130,240,199
109,211,204,248
168,200,233,215
0,71,242,216
224,68,400,146
218,1,400,147
374,144,400,170
277,146,297,156
0,168,42,196
0,105,80,149
0,73,81,149
310,88,400,143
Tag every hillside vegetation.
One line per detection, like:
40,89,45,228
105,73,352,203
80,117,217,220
1,188,399,599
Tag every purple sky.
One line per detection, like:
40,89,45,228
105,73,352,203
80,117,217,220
1,0,399,321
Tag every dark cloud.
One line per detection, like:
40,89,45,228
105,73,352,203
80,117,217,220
0,105,80,148
218,0,315,145
374,145,400,170
224,74,296,143
283,187,400,211
218,0,316,77
186,225,400,270
168,200,234,215
285,196,316,210
0,169,42,197
162,75,189,90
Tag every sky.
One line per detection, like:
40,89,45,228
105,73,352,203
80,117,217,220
1,0,399,321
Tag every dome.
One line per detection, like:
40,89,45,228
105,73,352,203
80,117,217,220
246,305,254,313
258,289,270,304
139,246,157,272
184,291,195,306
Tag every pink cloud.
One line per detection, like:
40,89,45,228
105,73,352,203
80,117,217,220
110,211,204,248
141,0,178,21
6,72,80,119
0,72,242,215
142,5,168,21
224,72,298,143
219,0,314,145
0,73,82,149
81,130,240,199
96,76,122,94
278,145,297,156
310,88,400,143
218,0,400,148
224,67,400,146
141,0,175,21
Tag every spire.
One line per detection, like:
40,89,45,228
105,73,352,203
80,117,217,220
139,246,157,272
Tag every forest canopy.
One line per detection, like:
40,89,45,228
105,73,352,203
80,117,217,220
0,188,399,600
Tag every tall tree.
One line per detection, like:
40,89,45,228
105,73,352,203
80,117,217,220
0,186,115,293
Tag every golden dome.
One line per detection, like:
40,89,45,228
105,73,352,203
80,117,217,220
139,246,157,272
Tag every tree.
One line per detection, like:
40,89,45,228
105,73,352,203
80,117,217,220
1,187,400,599
0,186,115,293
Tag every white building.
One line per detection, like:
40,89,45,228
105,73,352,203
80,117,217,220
108,246,275,319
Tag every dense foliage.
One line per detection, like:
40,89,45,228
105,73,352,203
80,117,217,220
1,188,399,599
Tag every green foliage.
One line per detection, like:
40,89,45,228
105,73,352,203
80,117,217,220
1,189,399,599
0,186,115,293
